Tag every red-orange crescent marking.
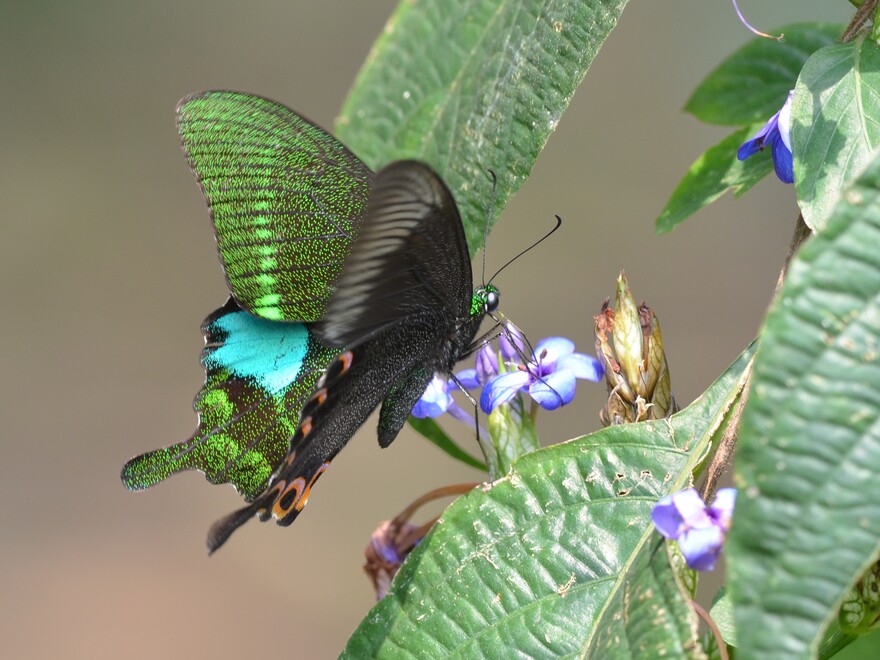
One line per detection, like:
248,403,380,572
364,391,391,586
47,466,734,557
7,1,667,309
310,388,328,407
338,351,354,374
295,462,330,512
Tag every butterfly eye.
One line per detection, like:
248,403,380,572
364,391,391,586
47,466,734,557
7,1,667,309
485,287,500,313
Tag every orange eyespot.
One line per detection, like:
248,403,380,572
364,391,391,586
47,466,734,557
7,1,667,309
274,478,306,518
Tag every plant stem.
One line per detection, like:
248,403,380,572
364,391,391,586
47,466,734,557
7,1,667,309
699,214,811,499
841,0,878,42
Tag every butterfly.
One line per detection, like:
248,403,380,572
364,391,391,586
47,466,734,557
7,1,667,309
121,91,499,553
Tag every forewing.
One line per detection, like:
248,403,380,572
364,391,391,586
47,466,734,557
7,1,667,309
121,298,340,500
177,91,373,321
315,160,473,347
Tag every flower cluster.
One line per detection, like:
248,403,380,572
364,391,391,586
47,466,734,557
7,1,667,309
412,325,604,422
651,488,736,571
479,336,603,413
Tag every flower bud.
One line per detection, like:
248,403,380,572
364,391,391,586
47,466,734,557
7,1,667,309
594,271,677,425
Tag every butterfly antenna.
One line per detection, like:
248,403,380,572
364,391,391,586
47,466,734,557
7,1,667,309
481,169,499,287
487,215,562,287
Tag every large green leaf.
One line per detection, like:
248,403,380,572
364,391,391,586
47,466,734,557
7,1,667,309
685,23,840,126
728,150,880,658
343,347,754,657
335,0,631,254
793,35,880,231
655,125,771,234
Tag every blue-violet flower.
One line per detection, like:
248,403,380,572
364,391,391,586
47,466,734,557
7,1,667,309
480,336,603,413
737,90,794,184
411,374,476,426
652,488,736,571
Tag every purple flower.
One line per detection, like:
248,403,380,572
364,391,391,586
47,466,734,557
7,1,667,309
652,488,736,571
480,336,604,413
411,374,476,426
737,90,794,184
500,323,525,361
411,374,454,418
364,519,422,600
413,340,509,425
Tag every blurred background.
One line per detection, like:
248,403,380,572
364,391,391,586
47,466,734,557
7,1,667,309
1,1,848,657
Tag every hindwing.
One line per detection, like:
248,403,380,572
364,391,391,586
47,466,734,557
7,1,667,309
121,298,340,500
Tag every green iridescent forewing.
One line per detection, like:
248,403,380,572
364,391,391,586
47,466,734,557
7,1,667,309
122,299,340,500
176,91,373,321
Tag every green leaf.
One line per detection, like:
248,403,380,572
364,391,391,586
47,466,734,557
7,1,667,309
828,628,880,660
728,150,880,658
586,534,702,658
793,35,880,231
335,0,631,254
655,126,771,234
667,540,698,600
709,589,737,648
344,346,754,657
408,416,488,472
685,23,840,126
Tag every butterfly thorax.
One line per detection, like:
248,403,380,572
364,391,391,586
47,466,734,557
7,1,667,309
470,284,500,318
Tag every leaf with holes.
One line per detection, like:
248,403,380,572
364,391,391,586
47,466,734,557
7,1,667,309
344,346,754,657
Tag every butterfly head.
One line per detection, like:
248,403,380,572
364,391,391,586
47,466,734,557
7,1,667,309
471,284,500,317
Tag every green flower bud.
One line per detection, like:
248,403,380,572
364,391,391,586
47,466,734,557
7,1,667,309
594,272,677,425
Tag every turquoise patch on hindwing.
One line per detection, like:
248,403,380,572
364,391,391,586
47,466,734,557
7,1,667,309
205,311,310,394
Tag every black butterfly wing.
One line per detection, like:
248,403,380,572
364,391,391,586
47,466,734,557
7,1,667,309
314,160,474,348
377,366,434,448
206,160,480,551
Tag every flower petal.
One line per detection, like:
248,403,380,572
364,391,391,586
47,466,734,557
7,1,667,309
778,90,793,151
737,137,763,160
500,323,526,361
446,401,477,428
678,525,725,571
480,370,530,413
411,375,452,418
652,495,685,539
534,336,575,367
709,488,737,530
670,488,713,528
771,133,794,184
557,352,604,381
737,119,773,160
529,368,576,410
475,345,499,383
455,368,480,390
